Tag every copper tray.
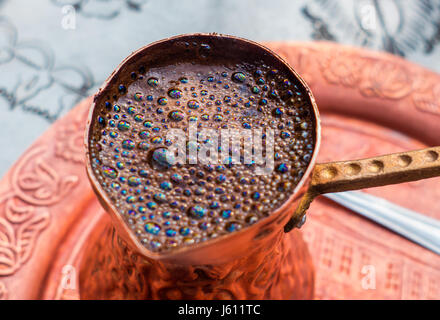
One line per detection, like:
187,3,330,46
1,42,439,300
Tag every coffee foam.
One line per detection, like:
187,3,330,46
88,40,315,252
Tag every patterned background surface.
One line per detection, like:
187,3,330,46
0,0,440,177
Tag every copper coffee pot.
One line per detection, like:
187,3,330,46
81,34,440,299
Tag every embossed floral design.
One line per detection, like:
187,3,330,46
319,50,366,88
0,281,7,299
278,43,426,105
11,148,79,206
360,60,413,100
55,126,85,164
0,200,50,275
413,82,440,116
55,108,88,164
0,146,78,279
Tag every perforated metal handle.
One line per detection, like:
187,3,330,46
285,147,440,232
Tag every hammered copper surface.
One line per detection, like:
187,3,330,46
79,219,313,299
0,42,440,299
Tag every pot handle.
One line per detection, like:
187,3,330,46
284,146,440,232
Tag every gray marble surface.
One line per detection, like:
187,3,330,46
1,0,440,177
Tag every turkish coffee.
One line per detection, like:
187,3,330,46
88,37,315,252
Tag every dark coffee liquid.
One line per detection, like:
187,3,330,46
89,61,315,252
